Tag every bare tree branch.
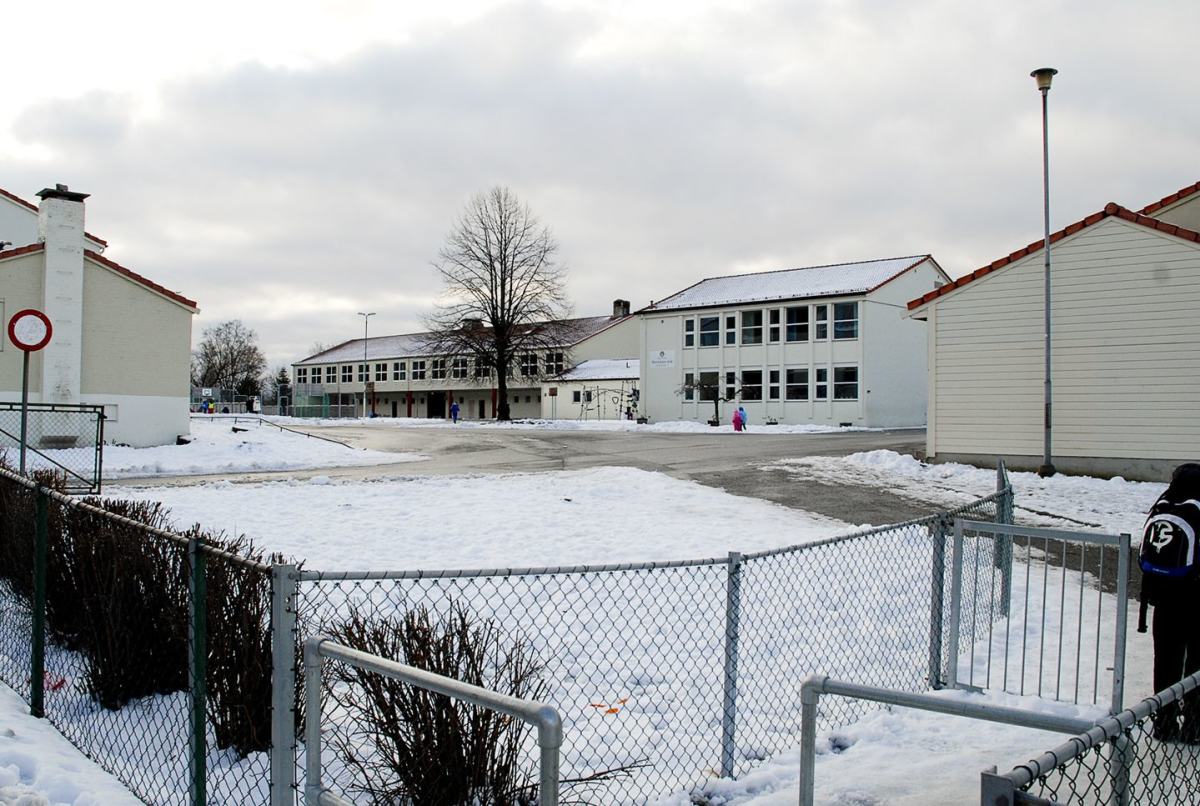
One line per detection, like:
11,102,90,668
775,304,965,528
423,187,572,420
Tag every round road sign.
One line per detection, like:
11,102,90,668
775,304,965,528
8,309,53,352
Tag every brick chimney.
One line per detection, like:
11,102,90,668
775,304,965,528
36,184,88,404
612,299,631,318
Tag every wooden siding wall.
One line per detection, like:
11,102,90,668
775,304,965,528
932,217,1200,461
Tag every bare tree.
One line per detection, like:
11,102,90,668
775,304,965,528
194,320,268,397
425,187,571,420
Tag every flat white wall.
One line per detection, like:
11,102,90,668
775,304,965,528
81,393,190,448
640,286,935,427
1153,195,1200,233
924,217,1200,464
540,377,638,420
572,317,639,362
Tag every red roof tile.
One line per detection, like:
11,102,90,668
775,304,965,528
907,203,1200,310
1139,180,1200,216
0,242,49,261
0,187,109,247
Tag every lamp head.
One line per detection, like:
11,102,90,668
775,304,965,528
1030,67,1058,92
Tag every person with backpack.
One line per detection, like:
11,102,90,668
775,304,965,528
1138,462,1200,742
731,407,743,432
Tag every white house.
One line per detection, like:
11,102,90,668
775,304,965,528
907,181,1200,480
0,185,198,447
292,301,639,420
639,255,949,427
542,359,639,420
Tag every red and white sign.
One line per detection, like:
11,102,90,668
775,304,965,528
8,309,52,352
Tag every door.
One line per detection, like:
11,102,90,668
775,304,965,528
427,391,446,418
478,400,486,419
391,400,397,418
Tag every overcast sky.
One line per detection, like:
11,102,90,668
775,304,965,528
4,1,1198,369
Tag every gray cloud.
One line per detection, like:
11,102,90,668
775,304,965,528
7,0,1199,367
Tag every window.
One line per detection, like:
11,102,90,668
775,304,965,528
786,368,809,400
725,371,736,401
341,365,353,383
411,360,426,380
834,366,859,400
296,368,307,383
684,372,695,401
768,369,780,400
451,357,468,379
545,352,564,374
358,364,368,382
375,363,387,382
786,307,809,342
520,353,538,377
684,319,695,347
393,362,406,381
740,370,762,401
768,309,780,343
833,302,859,340
815,368,828,400
699,371,719,401
815,305,828,340
325,366,336,383
725,316,736,345
474,356,490,378
572,390,582,403
741,310,763,345
699,316,720,347
431,359,447,380
582,392,591,403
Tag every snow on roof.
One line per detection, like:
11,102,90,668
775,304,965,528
561,359,639,381
649,256,930,311
297,315,626,365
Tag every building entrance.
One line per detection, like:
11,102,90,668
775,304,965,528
427,392,446,418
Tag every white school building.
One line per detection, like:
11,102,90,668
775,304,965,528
907,181,1200,480
638,255,949,427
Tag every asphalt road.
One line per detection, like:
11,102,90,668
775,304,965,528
143,424,935,526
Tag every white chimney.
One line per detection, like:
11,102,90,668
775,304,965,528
612,299,631,318
36,184,88,404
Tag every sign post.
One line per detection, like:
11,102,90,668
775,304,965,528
8,309,53,474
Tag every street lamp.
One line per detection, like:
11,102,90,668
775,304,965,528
1031,67,1057,478
358,311,375,417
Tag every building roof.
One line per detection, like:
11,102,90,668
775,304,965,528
908,203,1200,311
0,243,197,310
297,315,630,365
560,358,639,381
646,255,934,312
1139,180,1200,216
0,186,109,247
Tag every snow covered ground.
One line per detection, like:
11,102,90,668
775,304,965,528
262,412,881,435
0,428,1167,805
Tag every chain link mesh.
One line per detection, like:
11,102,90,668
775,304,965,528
0,404,104,493
1014,676,1200,804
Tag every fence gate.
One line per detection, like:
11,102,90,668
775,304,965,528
943,520,1130,714
0,402,104,493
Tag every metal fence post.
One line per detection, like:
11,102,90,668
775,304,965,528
996,460,1014,617
270,563,298,806
188,538,207,806
946,521,965,690
30,489,47,718
719,551,743,779
1111,534,1131,714
1109,732,1132,806
928,515,949,689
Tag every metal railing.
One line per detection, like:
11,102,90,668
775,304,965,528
797,674,1098,806
945,520,1131,714
0,402,104,492
983,670,1200,805
303,638,562,806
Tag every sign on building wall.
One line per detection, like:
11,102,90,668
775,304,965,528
649,349,676,369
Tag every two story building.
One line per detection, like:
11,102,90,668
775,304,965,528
291,301,639,420
639,255,949,427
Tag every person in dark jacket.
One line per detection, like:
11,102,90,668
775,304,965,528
449,401,460,424
1145,462,1200,742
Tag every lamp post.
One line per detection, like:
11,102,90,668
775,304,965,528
357,311,375,417
1031,67,1057,478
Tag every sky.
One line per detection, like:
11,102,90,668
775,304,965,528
3,0,1198,371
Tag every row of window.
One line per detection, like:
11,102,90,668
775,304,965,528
683,302,859,348
295,352,566,384
684,365,859,402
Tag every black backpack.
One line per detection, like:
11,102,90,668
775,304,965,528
1138,498,1200,627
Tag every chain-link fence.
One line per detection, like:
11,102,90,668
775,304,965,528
295,474,1010,804
0,402,104,492
983,670,1200,805
0,466,281,806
